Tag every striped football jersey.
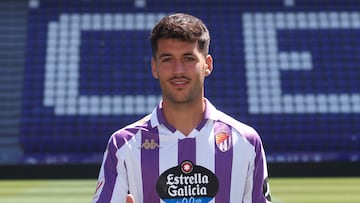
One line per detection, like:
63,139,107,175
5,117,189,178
93,99,271,203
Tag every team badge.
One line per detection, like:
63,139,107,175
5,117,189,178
214,122,232,152
156,160,219,203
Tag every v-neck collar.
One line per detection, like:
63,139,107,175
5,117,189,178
150,98,219,134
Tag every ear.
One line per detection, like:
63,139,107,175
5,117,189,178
205,54,213,76
151,57,159,79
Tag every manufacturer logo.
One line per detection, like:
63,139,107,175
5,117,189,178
140,138,160,150
156,160,219,203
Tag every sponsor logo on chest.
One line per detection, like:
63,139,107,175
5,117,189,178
156,160,219,203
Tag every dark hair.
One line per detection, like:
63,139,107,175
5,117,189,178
150,13,210,57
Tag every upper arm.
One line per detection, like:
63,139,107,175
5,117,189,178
93,136,129,203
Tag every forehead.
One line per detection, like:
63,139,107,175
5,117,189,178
155,38,200,57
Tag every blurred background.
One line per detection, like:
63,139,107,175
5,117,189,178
1,0,359,179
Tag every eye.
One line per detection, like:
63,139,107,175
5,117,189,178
184,56,195,62
161,57,173,63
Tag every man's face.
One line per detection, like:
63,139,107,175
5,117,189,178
151,38,213,104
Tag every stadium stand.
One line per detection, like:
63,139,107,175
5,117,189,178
0,0,27,163
0,0,359,165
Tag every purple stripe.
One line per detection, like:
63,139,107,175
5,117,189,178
196,118,208,131
97,138,118,203
178,138,196,164
245,134,266,203
141,126,160,203
157,105,176,133
196,99,212,131
214,122,233,203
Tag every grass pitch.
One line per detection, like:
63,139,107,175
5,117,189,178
0,178,359,203
270,177,360,203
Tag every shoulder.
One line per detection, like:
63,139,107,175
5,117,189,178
109,114,152,149
216,110,262,147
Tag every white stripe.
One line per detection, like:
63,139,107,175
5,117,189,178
230,129,255,202
124,131,143,203
111,150,128,203
159,126,178,174
196,121,216,203
196,120,215,170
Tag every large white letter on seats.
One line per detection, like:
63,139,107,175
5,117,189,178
44,13,165,115
243,12,360,114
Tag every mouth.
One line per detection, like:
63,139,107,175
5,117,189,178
172,80,187,85
169,77,190,88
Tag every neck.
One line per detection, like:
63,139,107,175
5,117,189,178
162,98,206,136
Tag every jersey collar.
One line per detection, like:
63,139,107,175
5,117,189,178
150,98,219,132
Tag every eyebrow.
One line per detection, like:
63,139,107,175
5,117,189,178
158,53,172,58
158,52,195,59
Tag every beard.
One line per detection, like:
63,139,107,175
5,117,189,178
160,80,204,105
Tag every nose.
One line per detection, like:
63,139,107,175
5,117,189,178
173,60,185,75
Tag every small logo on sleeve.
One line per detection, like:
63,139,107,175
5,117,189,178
263,177,272,202
93,179,104,201
156,160,219,203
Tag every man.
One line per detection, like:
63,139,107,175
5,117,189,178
93,13,272,203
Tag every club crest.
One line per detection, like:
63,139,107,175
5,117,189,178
214,122,232,152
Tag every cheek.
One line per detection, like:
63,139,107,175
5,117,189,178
153,66,170,80
156,65,173,77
